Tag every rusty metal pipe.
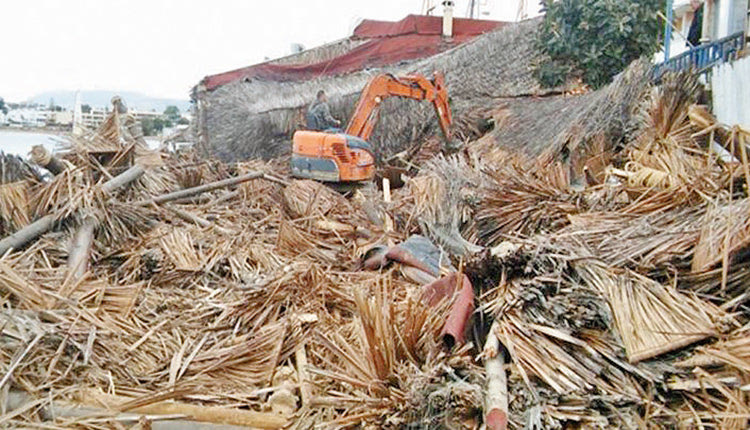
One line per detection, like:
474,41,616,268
422,273,474,347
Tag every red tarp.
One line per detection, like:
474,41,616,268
201,15,506,91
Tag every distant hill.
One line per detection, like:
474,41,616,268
28,90,191,112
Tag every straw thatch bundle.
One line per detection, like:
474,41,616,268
0,181,31,236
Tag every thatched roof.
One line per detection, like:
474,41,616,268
196,17,549,162
481,60,652,159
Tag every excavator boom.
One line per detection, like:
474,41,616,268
345,72,453,143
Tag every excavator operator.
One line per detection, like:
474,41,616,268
306,90,341,131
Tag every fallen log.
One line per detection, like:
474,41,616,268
29,145,67,176
0,164,145,255
101,164,146,193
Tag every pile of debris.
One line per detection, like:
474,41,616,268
2,69,750,430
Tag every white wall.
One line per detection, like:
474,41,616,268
712,55,750,130
715,0,748,38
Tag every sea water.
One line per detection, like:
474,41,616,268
0,130,60,157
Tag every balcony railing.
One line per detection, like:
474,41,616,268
653,31,746,80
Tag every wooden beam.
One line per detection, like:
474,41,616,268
135,172,265,206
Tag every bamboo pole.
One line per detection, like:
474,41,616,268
0,164,145,255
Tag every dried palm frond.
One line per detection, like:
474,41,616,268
635,73,700,142
401,155,483,255
680,259,750,309
159,228,205,271
693,197,750,272
184,321,287,387
308,276,451,427
577,264,724,363
282,179,352,219
617,73,728,205
0,180,30,235
561,206,704,270
671,368,750,430
476,158,580,245
29,166,90,219
276,221,339,264
676,323,750,374
0,260,50,309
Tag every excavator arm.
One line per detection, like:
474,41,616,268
345,72,453,144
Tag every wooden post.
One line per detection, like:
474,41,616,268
101,165,145,194
295,344,311,407
67,216,96,281
0,215,55,256
483,321,508,430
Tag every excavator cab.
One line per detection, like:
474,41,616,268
291,131,375,182
291,71,454,184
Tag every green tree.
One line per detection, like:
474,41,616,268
535,0,663,88
81,104,92,114
0,97,6,114
142,117,172,136
177,117,189,125
141,118,156,136
163,105,180,122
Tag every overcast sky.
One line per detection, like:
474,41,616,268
0,0,531,102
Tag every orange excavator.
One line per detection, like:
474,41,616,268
291,71,455,183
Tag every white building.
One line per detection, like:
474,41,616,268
662,0,748,60
6,109,46,127
80,107,163,129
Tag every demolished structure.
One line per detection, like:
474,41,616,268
2,12,750,430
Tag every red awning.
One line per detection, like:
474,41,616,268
201,14,506,91
353,14,502,38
